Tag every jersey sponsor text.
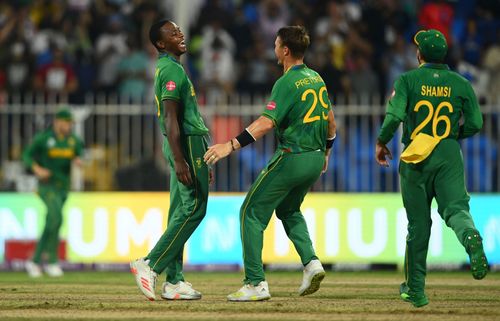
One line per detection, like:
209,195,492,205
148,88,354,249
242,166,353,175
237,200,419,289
48,148,75,159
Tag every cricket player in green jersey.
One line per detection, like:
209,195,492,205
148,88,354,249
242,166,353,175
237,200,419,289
375,29,488,307
205,26,337,301
130,20,210,301
22,108,84,278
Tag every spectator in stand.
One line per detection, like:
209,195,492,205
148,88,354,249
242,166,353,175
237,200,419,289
116,35,149,102
4,40,34,94
307,39,348,102
258,0,290,50
38,0,67,31
347,52,378,102
314,1,349,72
461,18,483,66
229,5,254,63
197,0,233,29
33,43,78,97
482,29,500,102
418,0,454,43
0,3,34,54
385,33,418,96
65,11,96,103
0,0,499,105
95,14,128,94
200,19,236,101
237,38,278,96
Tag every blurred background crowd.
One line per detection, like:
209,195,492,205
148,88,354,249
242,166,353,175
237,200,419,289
0,0,499,105
0,0,499,193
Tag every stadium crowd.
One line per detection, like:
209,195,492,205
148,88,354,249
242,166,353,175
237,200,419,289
0,0,499,105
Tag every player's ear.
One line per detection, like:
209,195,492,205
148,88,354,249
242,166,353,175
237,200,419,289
156,40,165,50
283,46,290,57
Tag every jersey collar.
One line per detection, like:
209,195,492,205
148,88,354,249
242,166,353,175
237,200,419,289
158,52,180,64
285,64,306,74
419,63,450,70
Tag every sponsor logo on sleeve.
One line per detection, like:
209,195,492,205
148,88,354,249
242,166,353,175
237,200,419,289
266,101,276,110
165,81,176,91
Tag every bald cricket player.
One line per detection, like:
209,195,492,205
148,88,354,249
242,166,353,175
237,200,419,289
130,20,211,301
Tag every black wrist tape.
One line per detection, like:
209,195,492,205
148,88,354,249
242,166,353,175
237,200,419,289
235,129,256,148
326,136,335,149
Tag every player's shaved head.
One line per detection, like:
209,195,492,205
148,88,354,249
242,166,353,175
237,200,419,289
149,19,171,51
276,26,310,59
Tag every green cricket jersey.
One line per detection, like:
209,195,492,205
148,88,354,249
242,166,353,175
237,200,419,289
154,53,208,136
378,63,483,146
22,127,83,190
262,64,332,153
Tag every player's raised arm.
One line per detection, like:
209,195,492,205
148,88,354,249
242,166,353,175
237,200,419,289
203,116,274,165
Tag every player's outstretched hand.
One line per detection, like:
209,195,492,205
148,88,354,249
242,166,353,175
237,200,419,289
375,141,392,167
174,160,193,185
204,142,232,165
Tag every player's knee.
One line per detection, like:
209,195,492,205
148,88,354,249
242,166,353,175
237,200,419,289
407,221,432,238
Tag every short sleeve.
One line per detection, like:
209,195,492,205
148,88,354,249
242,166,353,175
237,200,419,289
261,79,290,127
158,66,186,102
386,76,408,121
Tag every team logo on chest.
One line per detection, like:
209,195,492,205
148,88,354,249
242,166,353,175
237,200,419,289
47,137,56,148
166,81,176,91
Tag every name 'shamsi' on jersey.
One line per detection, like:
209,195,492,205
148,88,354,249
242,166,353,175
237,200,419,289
388,64,479,145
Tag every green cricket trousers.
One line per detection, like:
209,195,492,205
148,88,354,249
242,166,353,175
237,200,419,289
33,185,68,264
400,139,479,295
241,149,324,285
147,135,209,283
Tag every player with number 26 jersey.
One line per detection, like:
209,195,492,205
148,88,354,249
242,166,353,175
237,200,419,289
376,29,488,308
379,57,482,146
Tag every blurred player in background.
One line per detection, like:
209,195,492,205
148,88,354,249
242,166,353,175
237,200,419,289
375,29,488,307
205,26,337,301
130,20,210,301
22,108,84,278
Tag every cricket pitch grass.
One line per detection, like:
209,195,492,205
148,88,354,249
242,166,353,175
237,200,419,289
0,270,499,321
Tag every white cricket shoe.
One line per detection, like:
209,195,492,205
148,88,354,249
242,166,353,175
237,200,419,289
44,263,64,277
161,281,202,300
25,261,42,278
298,259,325,296
130,258,157,301
227,281,271,302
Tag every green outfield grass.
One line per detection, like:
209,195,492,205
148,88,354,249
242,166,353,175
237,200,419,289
0,270,499,321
